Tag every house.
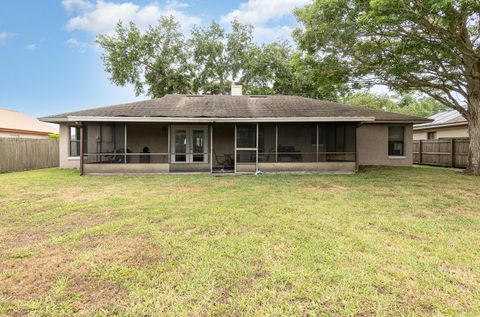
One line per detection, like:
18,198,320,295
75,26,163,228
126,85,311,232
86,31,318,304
413,110,468,140
40,89,429,175
0,109,58,139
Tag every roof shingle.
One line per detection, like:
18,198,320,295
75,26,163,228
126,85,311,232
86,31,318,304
40,95,430,123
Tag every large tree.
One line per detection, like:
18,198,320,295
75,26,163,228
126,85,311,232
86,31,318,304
97,17,307,97
295,0,480,174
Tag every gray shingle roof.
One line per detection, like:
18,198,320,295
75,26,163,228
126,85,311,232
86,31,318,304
40,94,430,123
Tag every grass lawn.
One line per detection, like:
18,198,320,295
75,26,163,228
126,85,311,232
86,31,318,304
0,167,479,316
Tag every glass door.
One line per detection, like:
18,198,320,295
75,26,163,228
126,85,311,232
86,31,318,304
171,126,208,163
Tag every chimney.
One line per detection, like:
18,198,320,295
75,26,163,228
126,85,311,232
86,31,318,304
231,84,243,96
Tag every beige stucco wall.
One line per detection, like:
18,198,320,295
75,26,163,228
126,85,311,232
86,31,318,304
357,123,413,167
59,123,80,169
84,163,169,174
413,125,469,140
259,162,355,173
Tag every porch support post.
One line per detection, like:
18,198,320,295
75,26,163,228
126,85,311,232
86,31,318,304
316,123,319,163
167,124,171,164
80,124,84,176
234,124,237,174
275,124,278,163
355,124,359,171
124,123,127,164
256,123,259,172
210,124,213,173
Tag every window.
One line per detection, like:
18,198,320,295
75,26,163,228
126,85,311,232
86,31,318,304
427,131,437,140
69,126,81,157
388,126,405,156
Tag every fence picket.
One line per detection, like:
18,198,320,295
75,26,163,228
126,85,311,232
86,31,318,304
0,138,59,173
413,138,468,168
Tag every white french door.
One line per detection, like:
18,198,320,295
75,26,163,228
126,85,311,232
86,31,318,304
171,126,209,163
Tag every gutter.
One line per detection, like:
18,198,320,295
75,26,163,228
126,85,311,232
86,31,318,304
413,121,468,131
41,116,378,123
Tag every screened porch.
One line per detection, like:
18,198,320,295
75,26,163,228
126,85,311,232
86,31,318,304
77,122,357,174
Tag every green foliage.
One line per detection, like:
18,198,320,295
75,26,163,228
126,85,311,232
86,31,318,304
96,17,349,99
97,17,192,97
343,92,446,117
294,0,480,116
48,133,59,140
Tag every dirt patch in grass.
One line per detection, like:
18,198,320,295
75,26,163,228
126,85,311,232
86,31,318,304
79,234,164,267
37,187,117,203
70,276,127,315
0,247,74,301
0,230,46,251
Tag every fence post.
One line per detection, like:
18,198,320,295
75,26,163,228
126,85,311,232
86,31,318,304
419,140,423,164
451,138,455,168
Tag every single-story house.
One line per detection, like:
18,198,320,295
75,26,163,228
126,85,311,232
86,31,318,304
414,110,468,140
0,108,58,139
40,90,429,175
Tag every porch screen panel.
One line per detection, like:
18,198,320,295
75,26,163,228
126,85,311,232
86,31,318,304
236,124,256,149
82,123,127,164
324,123,356,162
236,124,257,164
126,123,169,163
258,124,276,162
277,123,317,162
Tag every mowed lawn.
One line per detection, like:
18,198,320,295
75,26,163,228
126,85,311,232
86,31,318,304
0,167,479,316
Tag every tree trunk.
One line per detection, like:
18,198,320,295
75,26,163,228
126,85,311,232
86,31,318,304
467,99,480,175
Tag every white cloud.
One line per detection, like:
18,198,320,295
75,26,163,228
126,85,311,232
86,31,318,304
62,0,94,13
0,32,15,45
220,0,311,42
66,37,92,53
63,0,201,35
26,43,37,50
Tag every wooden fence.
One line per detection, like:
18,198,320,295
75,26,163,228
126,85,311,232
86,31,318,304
0,138,59,173
413,138,469,168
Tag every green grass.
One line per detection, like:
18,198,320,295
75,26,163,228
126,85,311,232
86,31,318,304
0,167,479,316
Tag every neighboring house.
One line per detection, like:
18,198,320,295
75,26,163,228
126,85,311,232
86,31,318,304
413,110,468,140
40,88,429,175
0,109,58,139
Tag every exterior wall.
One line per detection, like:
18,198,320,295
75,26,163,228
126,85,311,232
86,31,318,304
84,163,169,174
0,131,50,139
170,163,210,173
259,162,355,173
59,123,80,169
357,123,413,167
59,121,417,173
413,125,469,140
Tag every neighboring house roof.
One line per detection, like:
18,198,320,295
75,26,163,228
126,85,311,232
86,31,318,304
414,109,467,131
40,94,430,123
0,109,58,135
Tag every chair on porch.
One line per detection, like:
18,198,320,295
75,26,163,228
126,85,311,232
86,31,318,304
213,150,234,171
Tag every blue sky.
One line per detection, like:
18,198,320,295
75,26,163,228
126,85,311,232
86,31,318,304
0,0,309,118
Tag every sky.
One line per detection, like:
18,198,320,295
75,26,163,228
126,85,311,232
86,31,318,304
0,0,311,119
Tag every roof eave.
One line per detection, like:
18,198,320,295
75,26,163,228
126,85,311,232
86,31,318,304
44,116,378,123
413,121,468,130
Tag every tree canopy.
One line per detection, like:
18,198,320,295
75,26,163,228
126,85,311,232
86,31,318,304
343,92,446,118
295,0,480,174
96,16,351,100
